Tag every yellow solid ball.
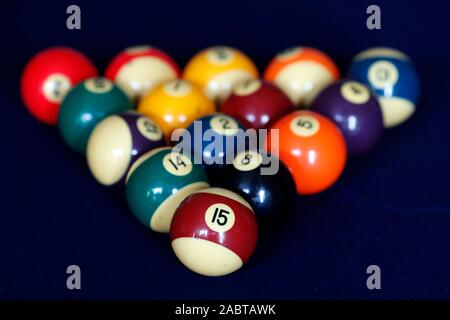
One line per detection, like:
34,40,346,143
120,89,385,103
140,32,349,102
138,79,216,140
183,46,259,104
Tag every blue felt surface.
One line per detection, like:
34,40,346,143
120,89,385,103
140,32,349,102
1,0,450,299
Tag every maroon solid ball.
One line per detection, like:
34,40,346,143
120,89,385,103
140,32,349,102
311,79,383,156
221,79,294,129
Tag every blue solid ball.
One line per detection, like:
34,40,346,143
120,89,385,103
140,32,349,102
182,113,248,166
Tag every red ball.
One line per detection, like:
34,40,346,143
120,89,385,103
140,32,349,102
221,79,294,129
20,47,98,125
105,45,181,101
170,188,258,276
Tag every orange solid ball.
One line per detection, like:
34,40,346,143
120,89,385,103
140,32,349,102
138,79,216,139
266,110,347,195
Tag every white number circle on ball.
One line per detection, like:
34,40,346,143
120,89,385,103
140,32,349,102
164,80,192,97
234,80,261,96
210,115,239,136
137,117,163,141
125,45,151,54
205,203,236,233
340,81,370,104
207,47,234,65
84,78,113,93
277,47,302,61
368,60,399,89
233,150,263,172
43,73,71,103
290,115,320,137
162,153,192,176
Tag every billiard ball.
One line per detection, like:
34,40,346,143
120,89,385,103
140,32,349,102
137,79,216,139
311,80,383,156
210,150,296,221
86,111,166,188
180,113,247,169
266,110,347,195
221,79,294,130
264,47,340,107
347,47,420,128
20,47,98,125
170,187,258,276
58,77,133,154
105,45,180,101
183,46,259,103
126,147,209,233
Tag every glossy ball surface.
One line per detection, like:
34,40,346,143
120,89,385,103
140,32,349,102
138,79,216,139
266,110,347,195
126,147,209,233
170,187,258,276
183,113,247,168
347,47,420,128
210,150,296,221
264,47,340,107
58,77,133,154
20,47,98,125
87,111,166,187
311,80,383,156
105,45,180,101
183,46,259,103
221,79,294,129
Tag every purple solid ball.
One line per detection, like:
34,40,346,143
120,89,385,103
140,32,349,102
311,79,384,156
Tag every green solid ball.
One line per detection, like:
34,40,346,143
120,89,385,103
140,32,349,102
126,147,209,233
58,77,133,154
